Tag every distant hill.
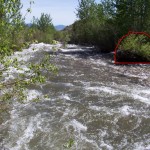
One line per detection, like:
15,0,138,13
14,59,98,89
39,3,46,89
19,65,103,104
26,23,32,27
63,24,73,32
26,24,66,31
54,25,66,31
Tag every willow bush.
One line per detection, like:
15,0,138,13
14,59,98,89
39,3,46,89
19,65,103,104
118,34,150,61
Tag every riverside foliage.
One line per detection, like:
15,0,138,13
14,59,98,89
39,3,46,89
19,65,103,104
69,0,150,56
117,34,150,61
0,0,71,111
0,0,59,113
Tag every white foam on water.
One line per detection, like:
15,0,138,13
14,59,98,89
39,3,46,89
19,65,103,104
64,83,74,87
140,89,150,97
115,84,150,105
77,81,91,87
99,130,108,138
112,84,150,105
89,105,137,118
78,134,100,149
26,89,42,102
9,114,42,150
86,86,118,95
7,43,56,63
131,94,150,105
130,87,150,105
119,105,132,116
60,94,71,101
2,43,44,82
58,82,74,87
89,105,103,111
133,140,150,150
60,107,79,122
59,48,81,52
2,65,30,82
7,65,30,74
69,119,87,132
100,141,113,150
89,105,113,115
1,43,150,149
91,59,108,66
124,72,148,79
60,108,70,120
11,47,36,62
67,44,79,49
89,105,120,118
34,43,62,52
140,89,150,95
3,74,15,81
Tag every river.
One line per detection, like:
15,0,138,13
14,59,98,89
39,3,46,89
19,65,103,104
0,43,150,150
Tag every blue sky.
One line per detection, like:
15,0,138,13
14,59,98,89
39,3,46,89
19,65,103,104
21,0,100,25
21,0,79,25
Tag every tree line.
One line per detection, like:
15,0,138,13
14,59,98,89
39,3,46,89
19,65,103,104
1,0,150,56
69,0,150,56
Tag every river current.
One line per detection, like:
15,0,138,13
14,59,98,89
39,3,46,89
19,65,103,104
0,43,150,150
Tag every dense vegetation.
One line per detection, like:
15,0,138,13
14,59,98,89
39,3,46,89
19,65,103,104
69,0,150,58
117,33,150,62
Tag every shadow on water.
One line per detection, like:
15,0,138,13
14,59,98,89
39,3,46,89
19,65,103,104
47,46,114,62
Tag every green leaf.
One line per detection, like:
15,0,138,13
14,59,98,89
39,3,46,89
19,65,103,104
63,138,74,148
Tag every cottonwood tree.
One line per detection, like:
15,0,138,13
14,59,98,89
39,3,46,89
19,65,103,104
76,0,96,20
71,0,115,50
102,0,150,34
36,13,54,32
29,13,56,43
0,0,24,56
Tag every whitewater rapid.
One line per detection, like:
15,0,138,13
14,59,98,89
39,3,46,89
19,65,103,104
0,43,150,150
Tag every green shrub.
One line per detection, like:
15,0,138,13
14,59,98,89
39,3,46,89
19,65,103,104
118,34,150,61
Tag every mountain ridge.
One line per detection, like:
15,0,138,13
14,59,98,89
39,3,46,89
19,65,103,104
54,25,66,31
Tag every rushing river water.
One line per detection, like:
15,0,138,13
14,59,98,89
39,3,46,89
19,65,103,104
0,43,150,150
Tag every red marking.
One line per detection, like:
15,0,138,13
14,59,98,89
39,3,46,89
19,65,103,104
114,31,150,64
